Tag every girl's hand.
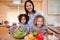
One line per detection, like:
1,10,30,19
41,30,47,34
24,36,30,40
27,27,31,34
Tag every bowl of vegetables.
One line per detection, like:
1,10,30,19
10,29,26,39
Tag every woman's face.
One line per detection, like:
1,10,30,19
21,16,26,24
36,18,44,27
26,2,33,13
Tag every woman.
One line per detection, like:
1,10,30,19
24,0,42,29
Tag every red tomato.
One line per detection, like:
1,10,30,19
36,32,44,40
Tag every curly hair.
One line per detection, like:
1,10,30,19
18,14,29,24
33,15,45,26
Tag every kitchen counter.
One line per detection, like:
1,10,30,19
48,26,60,40
48,26,60,34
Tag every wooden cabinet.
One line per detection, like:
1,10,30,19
0,25,8,34
32,0,42,12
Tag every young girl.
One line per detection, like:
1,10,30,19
32,15,48,40
18,14,30,33
24,15,47,40
31,15,47,34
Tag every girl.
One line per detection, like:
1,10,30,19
32,15,47,34
24,15,48,40
18,14,30,33
24,0,42,29
9,14,30,32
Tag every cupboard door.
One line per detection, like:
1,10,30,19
48,0,60,14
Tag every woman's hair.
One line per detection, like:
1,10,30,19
18,14,29,24
33,15,45,26
24,0,36,15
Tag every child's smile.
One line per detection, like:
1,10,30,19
37,18,44,27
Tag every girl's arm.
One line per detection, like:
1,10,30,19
15,26,19,30
9,25,19,32
27,26,30,34
29,27,35,34
41,26,48,34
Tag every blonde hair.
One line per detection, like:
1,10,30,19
33,15,45,26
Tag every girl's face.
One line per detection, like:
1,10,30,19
36,18,44,27
26,2,33,13
21,16,26,25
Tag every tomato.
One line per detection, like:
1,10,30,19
36,32,44,40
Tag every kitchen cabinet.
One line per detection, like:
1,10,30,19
48,0,60,15
0,25,8,34
32,0,42,12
